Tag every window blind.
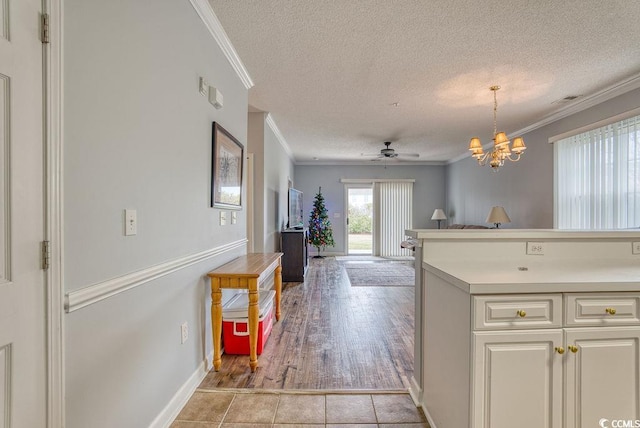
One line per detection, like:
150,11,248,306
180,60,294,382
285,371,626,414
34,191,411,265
377,181,413,256
555,114,640,229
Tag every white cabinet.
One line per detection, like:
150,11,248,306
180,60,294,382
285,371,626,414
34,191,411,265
565,327,640,428
470,294,640,428
422,272,640,428
472,330,563,428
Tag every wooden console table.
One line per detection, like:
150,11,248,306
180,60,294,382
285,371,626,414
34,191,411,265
207,253,283,372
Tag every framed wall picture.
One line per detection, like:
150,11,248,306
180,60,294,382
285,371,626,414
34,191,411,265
211,122,244,209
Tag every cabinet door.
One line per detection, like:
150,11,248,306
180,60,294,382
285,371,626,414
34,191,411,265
565,327,640,428
473,330,563,428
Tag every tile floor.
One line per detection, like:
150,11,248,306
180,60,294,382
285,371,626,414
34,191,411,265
172,390,430,427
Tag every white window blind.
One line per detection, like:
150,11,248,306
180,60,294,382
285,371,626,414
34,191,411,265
555,114,640,229
377,181,413,256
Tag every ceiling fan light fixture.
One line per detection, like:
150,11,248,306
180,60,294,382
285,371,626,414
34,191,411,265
468,85,525,171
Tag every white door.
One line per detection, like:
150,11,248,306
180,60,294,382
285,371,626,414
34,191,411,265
0,0,47,426
472,330,563,428
565,327,640,428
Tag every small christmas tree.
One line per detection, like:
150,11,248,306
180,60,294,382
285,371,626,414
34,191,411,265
308,186,335,258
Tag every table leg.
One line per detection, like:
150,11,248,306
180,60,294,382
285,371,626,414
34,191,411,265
211,279,222,371
274,263,282,321
248,282,259,372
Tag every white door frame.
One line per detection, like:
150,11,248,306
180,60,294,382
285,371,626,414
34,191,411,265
343,183,374,255
44,0,65,426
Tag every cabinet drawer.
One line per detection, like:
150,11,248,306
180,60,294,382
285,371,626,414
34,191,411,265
473,294,562,330
565,293,640,326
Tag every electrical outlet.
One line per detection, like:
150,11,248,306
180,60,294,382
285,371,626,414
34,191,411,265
124,209,137,236
526,241,545,255
633,242,640,255
181,322,189,344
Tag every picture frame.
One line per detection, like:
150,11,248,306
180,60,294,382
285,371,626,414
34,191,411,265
211,122,244,209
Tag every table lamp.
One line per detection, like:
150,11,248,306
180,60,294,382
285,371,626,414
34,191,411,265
486,206,511,228
431,209,447,229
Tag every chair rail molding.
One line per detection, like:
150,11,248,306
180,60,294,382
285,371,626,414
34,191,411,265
65,239,247,312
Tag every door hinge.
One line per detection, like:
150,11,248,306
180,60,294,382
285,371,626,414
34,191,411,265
41,241,50,270
40,13,50,44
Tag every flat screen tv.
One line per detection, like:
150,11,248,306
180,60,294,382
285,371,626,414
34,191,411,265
288,188,304,229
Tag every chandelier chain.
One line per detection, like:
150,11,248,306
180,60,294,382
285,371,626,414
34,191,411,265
493,89,498,138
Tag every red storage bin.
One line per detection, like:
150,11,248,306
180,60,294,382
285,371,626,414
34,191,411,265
222,290,275,355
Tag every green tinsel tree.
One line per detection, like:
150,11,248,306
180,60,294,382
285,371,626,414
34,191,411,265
308,187,335,257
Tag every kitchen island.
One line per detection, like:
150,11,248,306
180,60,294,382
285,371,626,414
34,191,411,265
405,229,640,428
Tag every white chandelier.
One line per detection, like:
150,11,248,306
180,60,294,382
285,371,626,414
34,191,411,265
468,85,526,171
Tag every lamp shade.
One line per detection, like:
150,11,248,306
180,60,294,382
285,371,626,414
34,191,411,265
486,206,511,224
493,132,510,148
431,209,447,221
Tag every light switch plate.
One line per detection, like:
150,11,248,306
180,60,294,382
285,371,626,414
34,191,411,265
231,211,237,224
124,209,137,236
633,242,640,254
220,211,227,226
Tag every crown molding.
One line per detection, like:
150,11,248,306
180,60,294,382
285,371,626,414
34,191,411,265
265,113,295,161
296,160,446,166
189,0,254,89
448,73,640,165
511,72,640,137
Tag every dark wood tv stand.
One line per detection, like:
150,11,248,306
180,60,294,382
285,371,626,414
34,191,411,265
281,228,309,282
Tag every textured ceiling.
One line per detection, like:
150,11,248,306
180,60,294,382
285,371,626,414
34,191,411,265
208,0,640,163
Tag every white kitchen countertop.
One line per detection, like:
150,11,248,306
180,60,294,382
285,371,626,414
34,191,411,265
423,258,640,294
407,228,640,241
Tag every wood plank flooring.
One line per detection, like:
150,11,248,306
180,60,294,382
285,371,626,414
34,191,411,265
199,257,414,390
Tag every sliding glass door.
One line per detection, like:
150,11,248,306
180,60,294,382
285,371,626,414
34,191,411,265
346,186,373,255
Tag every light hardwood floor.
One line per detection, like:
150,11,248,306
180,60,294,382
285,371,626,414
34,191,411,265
199,257,415,390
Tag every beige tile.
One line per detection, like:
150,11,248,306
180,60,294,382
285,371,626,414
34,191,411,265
273,425,325,428
372,394,425,424
379,424,431,428
221,424,272,428
175,391,235,422
274,394,325,424
326,425,378,428
171,422,219,428
326,394,376,424
223,393,279,423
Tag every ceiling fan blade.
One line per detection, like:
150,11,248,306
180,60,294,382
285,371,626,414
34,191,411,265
361,153,384,157
397,153,420,158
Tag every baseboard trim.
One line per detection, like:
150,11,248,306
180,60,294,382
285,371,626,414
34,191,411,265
148,355,211,428
422,405,437,428
65,239,247,312
408,376,422,407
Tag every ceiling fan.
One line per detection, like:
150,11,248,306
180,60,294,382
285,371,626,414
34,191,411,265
361,142,420,160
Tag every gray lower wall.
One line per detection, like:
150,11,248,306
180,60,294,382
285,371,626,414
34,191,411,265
294,164,446,254
446,87,640,228
63,1,248,427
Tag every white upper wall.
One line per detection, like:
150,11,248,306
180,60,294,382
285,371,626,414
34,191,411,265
63,0,249,427
247,112,295,253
